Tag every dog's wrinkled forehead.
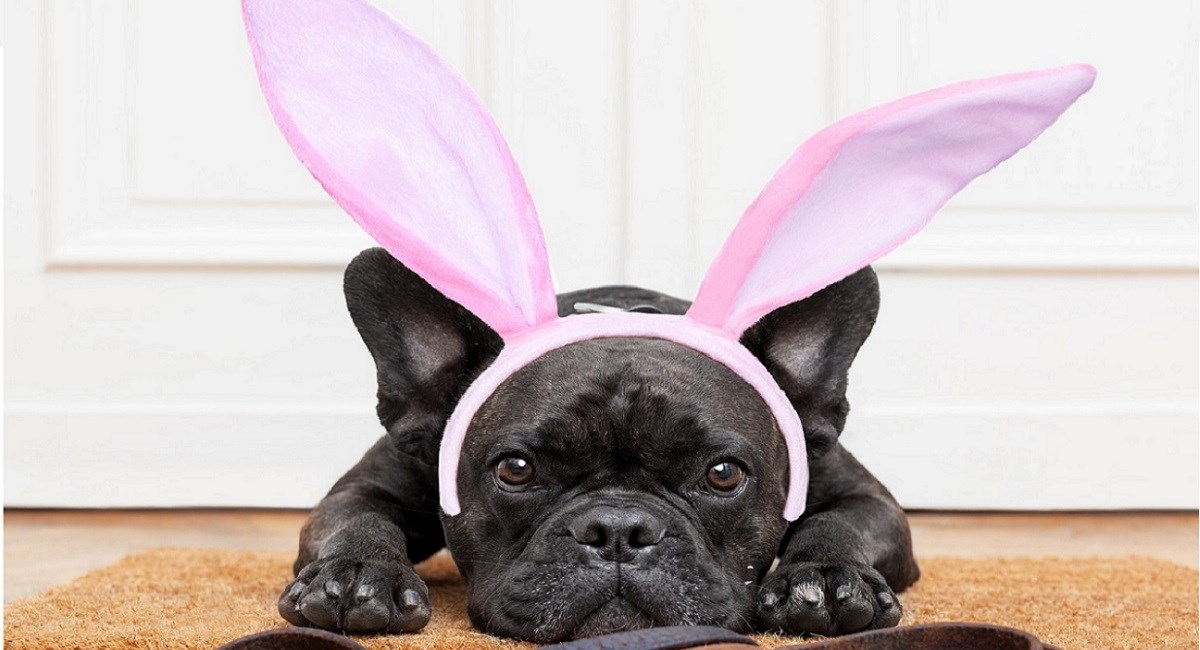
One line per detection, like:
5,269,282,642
463,337,781,465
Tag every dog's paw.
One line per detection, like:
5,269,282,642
756,561,901,637
278,556,432,634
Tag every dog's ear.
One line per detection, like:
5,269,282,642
740,266,879,458
345,248,503,458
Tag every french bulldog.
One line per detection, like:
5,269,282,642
245,7,1089,639
276,247,919,642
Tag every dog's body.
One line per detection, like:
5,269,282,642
277,248,918,642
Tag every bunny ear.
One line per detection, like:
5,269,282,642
688,65,1096,335
243,0,557,338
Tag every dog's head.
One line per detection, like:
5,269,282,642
346,248,879,642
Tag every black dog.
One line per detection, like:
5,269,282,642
277,247,919,641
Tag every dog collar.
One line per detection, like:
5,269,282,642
242,0,1094,522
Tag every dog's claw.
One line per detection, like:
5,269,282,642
354,584,377,603
324,580,342,599
401,589,423,610
795,583,823,607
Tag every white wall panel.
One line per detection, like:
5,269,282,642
858,273,1199,403
860,1,1198,208
5,0,1198,509
483,0,627,292
684,1,830,290
623,0,695,297
835,0,1199,272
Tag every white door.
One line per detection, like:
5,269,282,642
6,0,1197,509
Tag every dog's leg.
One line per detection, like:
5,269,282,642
276,247,502,634
756,445,919,636
278,436,443,635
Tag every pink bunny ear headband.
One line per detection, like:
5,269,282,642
243,0,1095,521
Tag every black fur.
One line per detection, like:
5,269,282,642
277,248,918,640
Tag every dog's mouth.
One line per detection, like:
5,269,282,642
570,595,656,639
474,559,754,642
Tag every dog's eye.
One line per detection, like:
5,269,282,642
495,456,536,489
704,461,746,494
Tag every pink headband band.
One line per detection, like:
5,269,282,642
242,0,1095,521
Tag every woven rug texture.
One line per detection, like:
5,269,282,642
4,548,1197,649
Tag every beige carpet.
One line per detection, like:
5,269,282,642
4,548,1196,649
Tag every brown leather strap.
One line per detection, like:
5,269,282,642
540,622,1057,650
541,625,757,650
789,622,1057,649
215,622,1057,649
215,627,367,650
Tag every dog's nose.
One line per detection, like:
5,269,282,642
567,505,666,562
